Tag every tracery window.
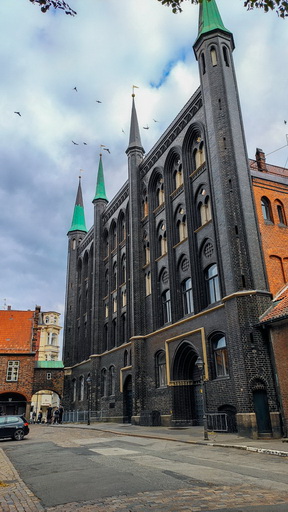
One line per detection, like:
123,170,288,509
155,351,167,388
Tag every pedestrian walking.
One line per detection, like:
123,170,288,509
58,405,64,424
37,410,43,424
32,411,36,424
53,408,60,424
46,405,53,424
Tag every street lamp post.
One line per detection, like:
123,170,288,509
195,356,209,441
86,376,92,426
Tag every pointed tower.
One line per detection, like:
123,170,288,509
63,177,87,367
193,0,267,295
126,94,145,336
92,154,108,354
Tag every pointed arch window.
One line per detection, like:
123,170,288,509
112,262,117,290
72,379,76,402
121,313,127,343
182,278,194,315
101,368,107,397
222,46,230,67
261,197,273,222
275,201,286,225
145,271,152,296
109,365,116,396
205,264,221,304
162,289,172,324
210,46,217,66
79,376,84,401
143,196,149,217
211,334,229,378
194,141,206,170
155,351,167,388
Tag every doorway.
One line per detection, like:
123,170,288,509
123,375,133,423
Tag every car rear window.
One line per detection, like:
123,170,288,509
7,416,21,424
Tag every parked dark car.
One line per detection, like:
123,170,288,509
0,415,29,441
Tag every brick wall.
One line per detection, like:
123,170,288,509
252,177,288,295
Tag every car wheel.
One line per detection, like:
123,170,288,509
13,429,25,441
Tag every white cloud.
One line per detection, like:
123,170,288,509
0,0,287,318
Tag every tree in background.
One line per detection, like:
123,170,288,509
29,0,288,18
159,0,288,17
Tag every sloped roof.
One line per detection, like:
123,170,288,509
0,310,34,352
259,285,288,325
35,361,64,369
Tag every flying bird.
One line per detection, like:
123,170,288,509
73,87,78,92
72,141,79,145
284,120,287,124
96,100,102,103
153,119,159,123
14,111,21,116
122,129,125,134
143,125,149,130
83,142,87,145
103,147,111,154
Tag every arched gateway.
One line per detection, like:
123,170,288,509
172,341,203,426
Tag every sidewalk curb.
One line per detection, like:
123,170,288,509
61,424,288,457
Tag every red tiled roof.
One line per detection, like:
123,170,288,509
249,158,288,178
0,310,35,352
260,286,288,324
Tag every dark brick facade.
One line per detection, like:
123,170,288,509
62,3,286,438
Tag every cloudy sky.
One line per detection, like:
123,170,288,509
0,0,287,335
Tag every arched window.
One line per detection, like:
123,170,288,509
223,46,230,67
194,142,206,170
173,162,183,190
145,244,150,265
104,269,109,297
103,230,109,258
72,379,76,402
182,278,194,315
121,288,126,307
143,196,149,217
155,351,167,388
112,262,117,290
261,197,273,222
162,289,172,324
104,324,108,351
157,223,167,257
121,313,127,343
205,264,221,304
201,52,206,74
210,46,217,66
101,368,107,397
212,334,229,378
111,222,117,250
157,183,165,206
121,254,126,283
275,201,286,225
79,376,84,401
145,272,152,296
109,366,116,396
111,319,117,347
113,295,117,313
199,197,212,226
124,349,128,367
120,216,126,242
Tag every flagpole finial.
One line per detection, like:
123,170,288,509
132,85,139,97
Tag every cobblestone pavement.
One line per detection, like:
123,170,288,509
45,486,288,512
1,425,288,511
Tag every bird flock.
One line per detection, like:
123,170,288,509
13,85,162,156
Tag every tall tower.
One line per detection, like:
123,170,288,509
92,154,108,354
63,177,87,367
126,94,145,336
193,0,267,295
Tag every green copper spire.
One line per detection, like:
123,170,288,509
68,177,87,233
197,0,231,39
93,154,108,202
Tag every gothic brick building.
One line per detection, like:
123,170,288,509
62,0,287,438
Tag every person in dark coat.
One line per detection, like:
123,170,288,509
37,410,43,424
53,408,60,424
58,405,64,424
46,405,53,424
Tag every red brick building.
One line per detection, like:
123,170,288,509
259,286,288,437
251,149,288,296
0,306,40,417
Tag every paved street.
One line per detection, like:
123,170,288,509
1,424,288,511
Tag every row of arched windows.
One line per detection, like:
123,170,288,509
261,196,287,225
